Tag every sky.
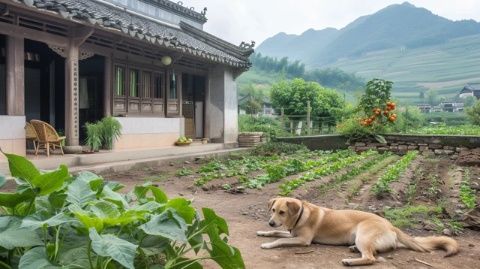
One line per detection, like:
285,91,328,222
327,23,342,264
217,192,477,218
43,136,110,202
181,0,480,46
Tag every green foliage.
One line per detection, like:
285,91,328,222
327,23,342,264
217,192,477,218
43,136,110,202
384,205,443,228
372,151,418,197
459,169,476,209
279,150,376,195
467,100,480,125
239,115,286,139
85,122,103,152
176,167,193,177
270,78,345,121
250,142,307,156
390,106,425,133
358,79,393,115
0,153,245,269
100,117,122,150
405,124,480,135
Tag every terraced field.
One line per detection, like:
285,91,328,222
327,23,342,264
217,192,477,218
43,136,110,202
329,34,480,103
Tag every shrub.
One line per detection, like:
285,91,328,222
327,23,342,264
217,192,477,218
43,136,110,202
85,122,102,151
100,117,122,150
467,100,480,125
251,141,308,156
239,115,286,139
0,152,244,269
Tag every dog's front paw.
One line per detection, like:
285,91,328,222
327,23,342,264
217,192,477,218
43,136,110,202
256,231,268,237
341,259,353,266
261,242,275,249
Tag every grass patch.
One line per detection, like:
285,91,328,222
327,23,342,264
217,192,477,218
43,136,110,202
176,167,193,177
460,169,476,209
384,205,443,228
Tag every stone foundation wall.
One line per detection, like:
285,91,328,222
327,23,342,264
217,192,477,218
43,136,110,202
348,134,480,157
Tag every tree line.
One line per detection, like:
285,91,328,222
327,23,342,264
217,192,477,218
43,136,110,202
250,53,364,92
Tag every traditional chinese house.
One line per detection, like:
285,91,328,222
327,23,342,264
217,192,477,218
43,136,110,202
0,0,253,156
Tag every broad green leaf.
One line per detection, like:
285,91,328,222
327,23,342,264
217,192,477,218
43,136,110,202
3,153,40,184
134,183,168,203
0,216,42,249
0,174,5,188
18,247,60,269
66,178,96,206
21,212,75,230
70,205,104,232
106,181,125,192
0,189,34,208
135,201,163,212
57,245,90,269
202,208,229,235
166,198,195,224
89,228,138,269
90,201,120,219
31,165,69,195
140,210,187,242
76,171,103,183
101,185,128,209
48,191,67,209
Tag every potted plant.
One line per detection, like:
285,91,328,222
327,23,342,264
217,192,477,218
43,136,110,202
100,116,122,150
175,136,193,146
84,122,102,153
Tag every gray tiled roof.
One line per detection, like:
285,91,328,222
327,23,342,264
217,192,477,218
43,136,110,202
17,0,253,68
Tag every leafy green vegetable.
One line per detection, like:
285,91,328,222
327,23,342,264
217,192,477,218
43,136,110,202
0,152,245,269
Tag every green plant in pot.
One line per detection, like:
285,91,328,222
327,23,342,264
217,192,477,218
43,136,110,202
85,122,102,152
100,116,122,150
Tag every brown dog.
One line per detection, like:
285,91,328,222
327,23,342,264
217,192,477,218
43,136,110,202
257,197,459,266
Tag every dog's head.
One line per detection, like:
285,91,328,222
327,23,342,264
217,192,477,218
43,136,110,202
267,197,302,228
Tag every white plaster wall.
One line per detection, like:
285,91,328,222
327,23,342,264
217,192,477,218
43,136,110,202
223,69,239,144
205,66,239,144
113,117,183,149
206,67,225,141
0,116,26,158
115,117,182,134
0,116,26,139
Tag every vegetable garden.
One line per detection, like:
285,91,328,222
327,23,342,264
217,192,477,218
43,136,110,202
1,142,479,268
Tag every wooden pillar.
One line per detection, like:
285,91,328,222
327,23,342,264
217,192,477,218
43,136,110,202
65,42,80,146
6,36,24,116
103,55,112,117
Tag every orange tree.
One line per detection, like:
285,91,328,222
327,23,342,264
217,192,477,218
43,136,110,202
338,79,397,142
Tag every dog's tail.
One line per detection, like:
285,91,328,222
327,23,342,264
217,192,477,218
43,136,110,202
393,227,459,257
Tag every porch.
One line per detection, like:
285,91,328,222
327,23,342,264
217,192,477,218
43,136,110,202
0,142,246,175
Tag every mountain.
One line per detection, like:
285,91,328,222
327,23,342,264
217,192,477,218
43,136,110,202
258,2,480,65
255,2,480,102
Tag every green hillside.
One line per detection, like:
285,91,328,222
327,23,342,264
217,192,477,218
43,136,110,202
328,34,480,102
255,1,480,104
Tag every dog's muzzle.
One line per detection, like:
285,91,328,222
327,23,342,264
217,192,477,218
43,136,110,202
268,220,277,227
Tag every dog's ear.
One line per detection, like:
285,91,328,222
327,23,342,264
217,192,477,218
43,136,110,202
286,200,301,215
268,198,277,211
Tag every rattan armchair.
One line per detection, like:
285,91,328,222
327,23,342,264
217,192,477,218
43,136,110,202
25,122,38,152
30,120,66,157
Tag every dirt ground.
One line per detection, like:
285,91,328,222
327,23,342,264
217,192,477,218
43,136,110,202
101,155,480,269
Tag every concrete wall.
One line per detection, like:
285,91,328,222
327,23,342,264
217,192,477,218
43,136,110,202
114,117,184,149
276,135,349,151
205,66,238,144
0,116,26,160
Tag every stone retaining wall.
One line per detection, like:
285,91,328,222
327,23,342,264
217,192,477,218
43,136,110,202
349,134,480,157
276,134,480,157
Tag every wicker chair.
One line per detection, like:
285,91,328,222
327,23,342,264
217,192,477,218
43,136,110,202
25,122,38,152
30,120,66,157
